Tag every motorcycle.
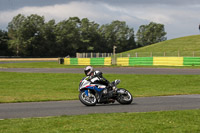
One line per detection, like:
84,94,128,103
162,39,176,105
78,76,133,106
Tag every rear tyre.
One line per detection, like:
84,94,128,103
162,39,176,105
79,91,97,106
117,88,133,104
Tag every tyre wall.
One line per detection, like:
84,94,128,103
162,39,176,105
63,57,200,66
64,57,112,65
117,57,200,66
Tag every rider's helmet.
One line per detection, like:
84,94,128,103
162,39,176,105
84,66,94,76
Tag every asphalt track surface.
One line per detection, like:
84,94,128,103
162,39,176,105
0,61,56,64
1,67,200,75
1,67,200,119
0,95,200,119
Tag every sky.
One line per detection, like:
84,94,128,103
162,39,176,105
0,0,200,39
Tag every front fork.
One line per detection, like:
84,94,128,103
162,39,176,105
84,89,90,97
85,89,100,102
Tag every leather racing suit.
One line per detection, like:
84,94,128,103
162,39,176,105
89,70,109,86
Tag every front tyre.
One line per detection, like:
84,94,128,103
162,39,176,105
79,91,97,106
117,88,133,104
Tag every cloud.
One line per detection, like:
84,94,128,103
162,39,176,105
0,0,200,39
0,1,147,29
99,0,200,6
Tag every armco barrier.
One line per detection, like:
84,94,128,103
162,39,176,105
117,57,200,66
70,58,78,65
104,58,112,65
183,57,200,66
64,57,200,66
91,58,104,65
78,58,90,65
129,57,153,66
153,57,183,66
117,57,129,66
117,57,153,66
64,57,111,65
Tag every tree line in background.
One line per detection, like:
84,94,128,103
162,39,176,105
0,14,167,57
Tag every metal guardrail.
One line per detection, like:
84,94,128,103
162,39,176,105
76,51,200,58
76,53,112,58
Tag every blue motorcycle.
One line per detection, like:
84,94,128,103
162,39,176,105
79,76,133,106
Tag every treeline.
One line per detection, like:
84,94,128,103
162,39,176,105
0,14,167,57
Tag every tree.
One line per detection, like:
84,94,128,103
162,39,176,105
79,18,101,53
7,14,26,56
0,30,12,56
99,20,136,53
41,19,57,56
21,14,45,56
8,14,46,56
7,14,138,57
55,17,81,56
136,22,167,46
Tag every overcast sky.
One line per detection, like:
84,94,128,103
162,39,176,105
0,0,200,39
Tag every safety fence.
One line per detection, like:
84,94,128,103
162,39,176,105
64,57,112,66
183,57,200,66
117,57,200,66
76,53,112,58
76,51,200,58
63,57,200,66
117,57,153,66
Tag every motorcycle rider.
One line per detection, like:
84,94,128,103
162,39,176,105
84,66,109,86
84,66,115,103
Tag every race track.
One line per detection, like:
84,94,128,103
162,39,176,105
1,67,200,75
0,95,200,119
1,67,200,119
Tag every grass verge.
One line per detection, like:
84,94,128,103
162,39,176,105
1,72,200,103
1,61,200,69
0,62,80,68
0,109,200,133
122,35,200,57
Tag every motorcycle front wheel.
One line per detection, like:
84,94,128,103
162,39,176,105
117,88,133,104
79,91,97,106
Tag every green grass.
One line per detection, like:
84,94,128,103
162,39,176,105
0,72,83,103
119,35,200,57
0,61,120,68
0,109,200,133
1,72,200,103
0,62,84,68
2,61,200,69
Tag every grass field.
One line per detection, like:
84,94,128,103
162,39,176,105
120,35,200,57
0,62,81,68
1,72,200,103
0,61,122,68
0,109,200,133
2,61,200,69
1,35,200,132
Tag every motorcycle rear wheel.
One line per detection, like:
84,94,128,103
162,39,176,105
79,91,97,106
117,88,133,104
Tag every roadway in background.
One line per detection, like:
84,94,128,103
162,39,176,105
0,67,200,75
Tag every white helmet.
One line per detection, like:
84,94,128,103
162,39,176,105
84,66,94,76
